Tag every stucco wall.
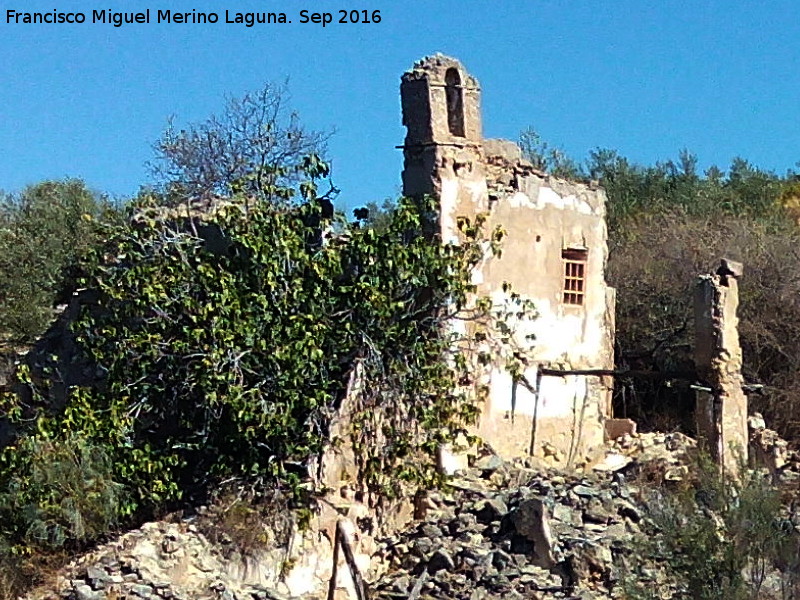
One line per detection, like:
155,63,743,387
401,55,615,466
441,141,615,464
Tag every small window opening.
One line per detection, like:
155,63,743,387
562,248,588,306
445,68,465,137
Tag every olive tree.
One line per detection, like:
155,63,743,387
0,179,111,342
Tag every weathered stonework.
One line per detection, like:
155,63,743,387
401,55,616,465
694,260,749,475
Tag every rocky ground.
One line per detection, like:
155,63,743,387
25,418,800,600
370,432,697,600
30,519,294,600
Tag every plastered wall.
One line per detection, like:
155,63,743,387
401,55,616,465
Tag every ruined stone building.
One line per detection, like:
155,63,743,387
401,55,616,465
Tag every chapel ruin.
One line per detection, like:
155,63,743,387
400,55,616,464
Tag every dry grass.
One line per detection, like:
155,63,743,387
609,209,800,441
0,548,71,600
197,486,295,558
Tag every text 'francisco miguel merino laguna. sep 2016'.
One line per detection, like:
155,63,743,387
5,8,384,27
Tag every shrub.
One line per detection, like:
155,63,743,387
0,538,26,600
0,179,115,342
0,434,124,550
0,181,513,523
625,457,799,600
199,487,294,557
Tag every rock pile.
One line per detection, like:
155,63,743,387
597,430,697,482
30,425,800,600
370,454,657,600
26,520,303,600
370,426,800,600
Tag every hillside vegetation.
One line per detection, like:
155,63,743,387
0,87,525,597
522,129,800,438
0,188,509,597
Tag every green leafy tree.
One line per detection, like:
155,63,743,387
0,179,113,342
585,149,785,232
0,162,514,526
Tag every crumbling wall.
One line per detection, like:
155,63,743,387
694,261,748,475
474,142,615,464
401,55,615,465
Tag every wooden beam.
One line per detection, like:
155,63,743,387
537,368,760,394
539,368,697,379
326,522,341,600
336,520,369,600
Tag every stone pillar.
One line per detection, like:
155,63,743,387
694,259,748,476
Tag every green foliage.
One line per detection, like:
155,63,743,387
625,458,798,600
598,151,795,431
587,148,786,232
518,127,583,180
520,126,788,231
0,434,123,550
0,166,505,534
0,179,114,342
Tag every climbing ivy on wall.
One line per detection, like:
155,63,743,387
0,162,524,549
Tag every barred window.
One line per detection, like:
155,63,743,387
562,248,588,306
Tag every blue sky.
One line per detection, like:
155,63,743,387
2,1,800,213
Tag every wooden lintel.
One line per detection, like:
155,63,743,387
537,368,760,394
538,368,697,379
